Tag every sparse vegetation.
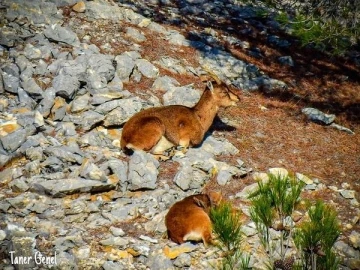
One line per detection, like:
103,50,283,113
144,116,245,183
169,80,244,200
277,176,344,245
210,202,250,270
210,172,341,269
244,0,360,55
248,172,304,267
293,200,341,270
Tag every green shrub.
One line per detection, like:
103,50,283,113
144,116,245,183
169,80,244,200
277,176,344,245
293,200,340,270
245,0,360,55
248,172,304,265
210,202,250,270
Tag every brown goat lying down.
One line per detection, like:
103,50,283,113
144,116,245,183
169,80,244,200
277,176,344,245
120,81,238,158
165,192,222,246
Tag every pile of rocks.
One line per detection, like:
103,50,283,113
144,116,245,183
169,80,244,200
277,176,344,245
0,0,358,269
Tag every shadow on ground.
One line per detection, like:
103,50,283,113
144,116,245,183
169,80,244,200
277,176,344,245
116,0,360,124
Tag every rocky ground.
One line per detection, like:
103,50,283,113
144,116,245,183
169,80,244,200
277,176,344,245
0,0,359,269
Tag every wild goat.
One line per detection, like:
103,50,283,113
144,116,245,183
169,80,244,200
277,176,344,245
120,81,238,159
165,192,222,246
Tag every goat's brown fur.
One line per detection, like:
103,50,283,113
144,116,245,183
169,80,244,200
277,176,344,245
165,192,222,246
120,82,239,156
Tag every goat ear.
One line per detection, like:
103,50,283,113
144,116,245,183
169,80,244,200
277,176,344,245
208,191,222,207
206,81,214,93
194,197,206,208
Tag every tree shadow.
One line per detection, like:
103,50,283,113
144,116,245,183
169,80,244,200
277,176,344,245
116,0,360,124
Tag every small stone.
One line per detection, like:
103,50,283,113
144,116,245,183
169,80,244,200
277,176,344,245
350,199,359,207
44,24,80,47
278,56,294,66
0,230,6,241
340,190,356,199
304,184,317,190
0,127,27,152
341,182,351,189
110,227,125,237
100,237,129,247
302,107,336,125
147,253,174,270
268,167,288,178
163,243,197,259
235,183,259,201
139,235,158,244
173,253,191,268
348,258,360,270
128,151,159,191
126,27,146,42
296,172,313,185
252,172,269,182
72,1,86,13
135,59,159,78
291,211,303,222
9,178,29,192
349,231,360,249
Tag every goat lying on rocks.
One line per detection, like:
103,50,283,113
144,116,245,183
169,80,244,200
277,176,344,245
120,81,239,159
165,192,222,246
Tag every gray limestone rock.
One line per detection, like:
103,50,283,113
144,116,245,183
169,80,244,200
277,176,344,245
32,178,116,197
174,165,209,191
25,147,44,161
17,87,37,109
101,97,144,126
152,76,180,91
2,71,20,94
100,236,129,247
37,87,56,117
115,52,140,82
0,26,17,47
340,189,356,199
128,151,159,190
90,92,124,106
302,107,336,125
163,85,201,107
126,27,146,42
43,146,83,164
147,253,174,270
79,159,107,182
4,0,61,25
23,43,50,60
44,24,80,46
107,159,128,192
52,73,80,99
200,136,239,156
103,261,128,270
70,93,91,113
86,68,107,92
0,128,27,153
87,54,116,82
20,78,43,100
173,253,191,268
165,30,190,46
330,123,355,134
135,59,159,79
9,178,29,192
86,0,125,20
51,96,67,121
156,56,188,74
65,110,105,131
